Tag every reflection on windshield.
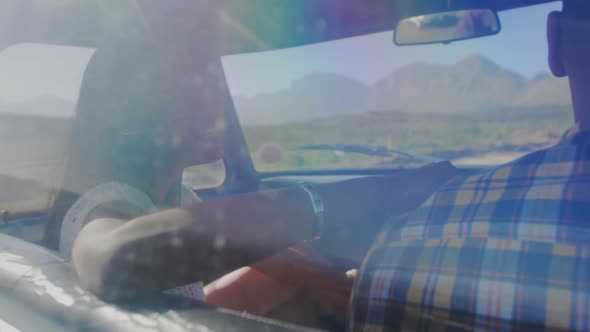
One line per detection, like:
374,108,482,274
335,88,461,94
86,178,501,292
225,2,568,172
0,45,93,215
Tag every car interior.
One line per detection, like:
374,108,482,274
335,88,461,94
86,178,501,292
0,0,575,331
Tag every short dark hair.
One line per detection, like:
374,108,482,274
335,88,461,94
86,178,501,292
563,0,590,17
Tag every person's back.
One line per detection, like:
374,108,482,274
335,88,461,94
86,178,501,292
350,1,590,330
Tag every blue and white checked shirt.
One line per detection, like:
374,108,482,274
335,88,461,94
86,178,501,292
350,124,590,331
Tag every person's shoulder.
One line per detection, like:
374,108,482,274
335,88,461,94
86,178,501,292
413,146,558,215
381,147,557,242
64,182,157,223
443,146,556,190
59,182,156,257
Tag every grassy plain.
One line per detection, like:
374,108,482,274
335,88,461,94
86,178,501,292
0,105,573,213
243,106,572,172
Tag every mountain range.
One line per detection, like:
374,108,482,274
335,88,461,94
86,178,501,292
369,55,571,112
235,54,572,124
234,72,369,125
0,55,572,125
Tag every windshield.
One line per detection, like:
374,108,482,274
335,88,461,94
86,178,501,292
0,44,93,216
1,1,588,331
224,2,569,172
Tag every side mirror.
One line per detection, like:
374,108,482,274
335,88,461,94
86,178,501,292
394,9,500,46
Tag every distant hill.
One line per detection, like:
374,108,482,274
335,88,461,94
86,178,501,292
0,95,75,118
513,73,571,108
368,54,571,112
234,55,571,125
234,72,369,125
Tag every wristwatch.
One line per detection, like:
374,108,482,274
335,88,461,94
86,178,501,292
296,182,325,239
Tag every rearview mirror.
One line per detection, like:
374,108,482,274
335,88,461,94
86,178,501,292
394,9,500,46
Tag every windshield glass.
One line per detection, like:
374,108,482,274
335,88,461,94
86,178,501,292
2,1,590,331
0,44,94,215
224,2,569,172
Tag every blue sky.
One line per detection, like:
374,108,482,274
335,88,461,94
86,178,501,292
0,1,561,104
222,2,561,96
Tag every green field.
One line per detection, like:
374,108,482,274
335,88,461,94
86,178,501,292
242,105,572,172
0,105,573,213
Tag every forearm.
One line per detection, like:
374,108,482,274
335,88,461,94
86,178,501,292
204,267,300,315
80,187,318,297
111,189,315,253
75,162,458,298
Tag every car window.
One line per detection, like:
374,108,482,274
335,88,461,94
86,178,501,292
0,43,94,215
0,42,228,218
224,2,568,173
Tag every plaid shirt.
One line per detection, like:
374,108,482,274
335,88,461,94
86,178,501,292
350,125,590,331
